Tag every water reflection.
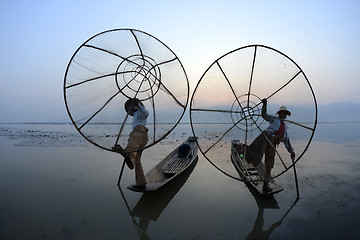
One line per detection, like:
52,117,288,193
119,157,198,240
244,182,297,239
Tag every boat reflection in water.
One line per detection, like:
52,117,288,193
244,181,297,240
119,157,198,239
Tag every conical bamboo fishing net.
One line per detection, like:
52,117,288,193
190,45,317,180
64,29,189,152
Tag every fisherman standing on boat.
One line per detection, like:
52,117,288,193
113,98,149,188
245,99,295,193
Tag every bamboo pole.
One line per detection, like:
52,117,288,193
117,160,126,186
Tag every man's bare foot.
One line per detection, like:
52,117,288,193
112,145,134,170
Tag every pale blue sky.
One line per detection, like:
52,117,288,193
0,0,359,122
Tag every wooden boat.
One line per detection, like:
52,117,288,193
127,136,198,192
230,139,283,196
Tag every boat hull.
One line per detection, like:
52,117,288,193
128,137,198,192
230,140,283,196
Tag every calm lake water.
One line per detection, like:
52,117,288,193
0,123,359,239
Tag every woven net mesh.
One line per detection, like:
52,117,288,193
190,45,317,180
64,29,189,152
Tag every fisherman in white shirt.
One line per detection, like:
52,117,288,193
113,98,149,189
131,99,149,131
245,98,295,193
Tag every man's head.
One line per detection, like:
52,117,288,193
277,106,291,120
124,98,140,116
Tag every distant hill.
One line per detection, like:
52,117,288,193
184,102,360,124
2,102,358,124
318,102,360,123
